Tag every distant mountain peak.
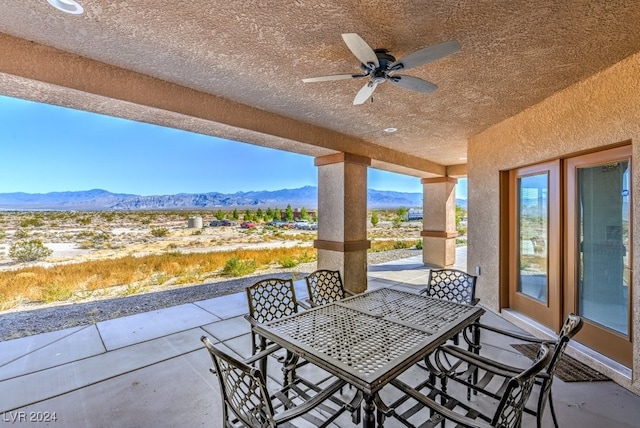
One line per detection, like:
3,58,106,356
0,187,465,210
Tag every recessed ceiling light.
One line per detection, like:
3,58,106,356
383,127,397,133
47,0,84,15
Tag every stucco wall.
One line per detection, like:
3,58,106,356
468,52,640,392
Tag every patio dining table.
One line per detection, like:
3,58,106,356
253,287,485,427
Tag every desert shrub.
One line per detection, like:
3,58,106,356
279,258,299,268
370,240,416,252
9,240,53,262
392,217,402,228
151,227,169,237
101,212,116,222
14,228,29,239
192,229,203,235
0,229,5,241
393,240,413,249
415,239,423,250
76,230,111,248
94,230,112,243
120,283,145,296
174,272,202,285
222,257,257,277
41,282,74,303
76,230,95,240
298,250,316,263
19,217,45,228
371,211,379,227
76,216,92,225
396,207,408,219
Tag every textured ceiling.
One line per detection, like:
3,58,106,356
1,1,639,171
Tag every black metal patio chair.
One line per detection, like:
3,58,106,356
244,278,303,380
426,313,583,428
420,268,479,348
377,342,552,428
420,268,479,306
201,336,362,428
304,269,355,307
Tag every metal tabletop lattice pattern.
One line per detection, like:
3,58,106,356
266,305,430,376
341,288,477,332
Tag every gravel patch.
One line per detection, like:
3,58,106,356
0,249,421,342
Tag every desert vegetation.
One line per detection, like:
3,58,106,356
0,206,466,310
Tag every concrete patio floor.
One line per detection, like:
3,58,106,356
1,248,640,427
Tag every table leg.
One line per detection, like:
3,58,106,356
363,393,376,428
471,319,481,399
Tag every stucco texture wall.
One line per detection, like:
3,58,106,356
468,52,640,392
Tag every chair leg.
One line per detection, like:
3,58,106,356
548,390,559,428
282,351,298,387
471,322,481,397
258,336,268,378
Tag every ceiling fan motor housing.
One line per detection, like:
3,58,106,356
360,49,396,72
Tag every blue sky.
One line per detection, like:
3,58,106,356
0,95,467,198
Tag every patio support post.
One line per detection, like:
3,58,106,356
421,177,458,267
314,153,371,293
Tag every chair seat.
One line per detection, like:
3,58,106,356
201,336,362,427
378,343,552,428
425,313,583,428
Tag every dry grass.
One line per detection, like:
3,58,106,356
0,246,317,310
0,209,438,311
370,239,421,252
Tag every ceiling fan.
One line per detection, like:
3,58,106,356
302,33,460,105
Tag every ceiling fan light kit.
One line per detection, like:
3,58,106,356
303,33,460,105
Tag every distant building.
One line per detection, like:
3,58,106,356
187,216,203,228
280,208,316,220
406,208,423,221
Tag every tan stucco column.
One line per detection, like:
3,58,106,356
314,153,371,293
421,177,458,267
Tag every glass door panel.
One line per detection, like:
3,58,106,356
518,173,549,303
577,161,630,335
509,160,560,330
565,145,632,367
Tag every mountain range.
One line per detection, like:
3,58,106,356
0,187,467,210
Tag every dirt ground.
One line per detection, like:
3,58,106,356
0,211,423,269
0,211,426,339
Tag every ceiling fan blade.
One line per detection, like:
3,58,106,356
388,75,437,93
302,74,364,83
342,33,379,68
390,40,460,72
353,81,378,105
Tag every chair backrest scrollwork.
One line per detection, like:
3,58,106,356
424,268,478,305
246,278,298,323
201,336,277,427
305,269,345,307
492,343,552,428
